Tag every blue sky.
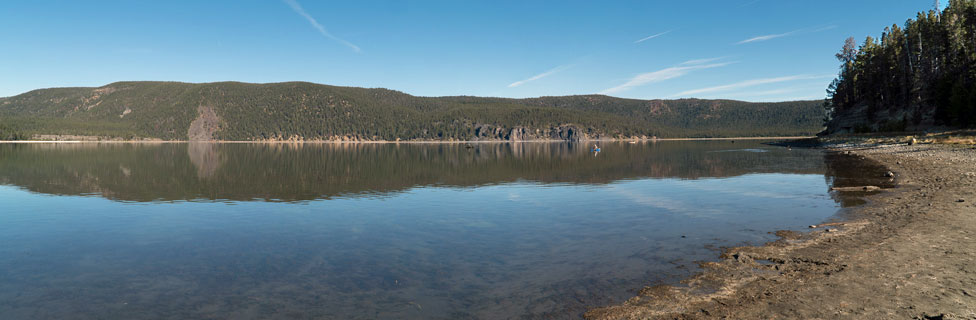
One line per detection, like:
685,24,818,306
0,1,948,101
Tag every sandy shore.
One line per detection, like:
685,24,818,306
587,141,976,319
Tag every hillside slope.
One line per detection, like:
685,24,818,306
0,81,825,141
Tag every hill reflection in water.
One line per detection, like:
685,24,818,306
0,141,890,319
0,141,829,202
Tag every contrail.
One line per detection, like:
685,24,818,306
634,30,672,44
601,59,733,95
283,0,361,52
508,64,573,88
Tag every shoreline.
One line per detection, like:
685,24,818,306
586,139,976,319
0,136,814,144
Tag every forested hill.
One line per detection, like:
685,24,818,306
824,1,976,134
0,81,824,141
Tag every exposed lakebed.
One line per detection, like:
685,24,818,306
0,141,882,319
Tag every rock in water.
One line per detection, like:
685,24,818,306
884,171,895,178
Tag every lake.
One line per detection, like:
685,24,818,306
0,141,884,319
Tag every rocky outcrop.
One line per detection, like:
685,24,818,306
187,106,221,141
547,125,585,141
473,124,509,140
470,124,589,141
509,127,527,141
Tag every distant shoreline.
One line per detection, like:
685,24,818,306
0,136,815,144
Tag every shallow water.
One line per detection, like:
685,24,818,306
0,141,878,319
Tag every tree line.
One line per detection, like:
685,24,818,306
827,0,976,130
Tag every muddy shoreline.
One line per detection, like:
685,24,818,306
587,139,976,319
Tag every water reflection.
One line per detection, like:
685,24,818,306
0,141,828,202
187,143,223,179
823,152,897,207
0,141,889,319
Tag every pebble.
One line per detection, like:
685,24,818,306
884,171,895,178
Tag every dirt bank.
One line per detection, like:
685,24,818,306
587,141,976,319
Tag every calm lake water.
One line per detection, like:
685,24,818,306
0,141,884,319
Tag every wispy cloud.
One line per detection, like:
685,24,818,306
611,185,722,218
707,83,831,100
812,25,839,32
696,88,828,102
634,30,672,44
737,31,797,44
671,74,834,97
600,58,733,95
679,57,726,66
283,0,361,52
508,64,573,88
736,25,837,45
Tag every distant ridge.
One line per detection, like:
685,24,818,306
0,81,824,141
